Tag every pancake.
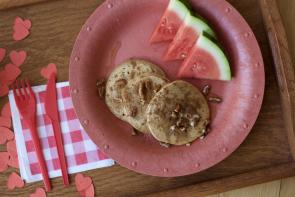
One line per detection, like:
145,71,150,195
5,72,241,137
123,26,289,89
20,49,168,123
122,75,168,133
105,58,166,123
146,80,210,145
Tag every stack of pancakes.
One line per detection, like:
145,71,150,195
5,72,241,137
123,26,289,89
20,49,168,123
105,59,210,146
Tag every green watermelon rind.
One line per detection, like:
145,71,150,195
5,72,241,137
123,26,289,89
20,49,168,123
197,33,232,81
168,0,189,19
184,14,216,38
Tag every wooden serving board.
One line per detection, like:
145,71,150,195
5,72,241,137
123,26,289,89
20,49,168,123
0,0,294,196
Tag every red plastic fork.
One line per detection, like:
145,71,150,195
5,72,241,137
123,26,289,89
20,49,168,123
12,79,51,191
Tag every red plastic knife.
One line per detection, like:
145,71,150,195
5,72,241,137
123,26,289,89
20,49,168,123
44,73,69,186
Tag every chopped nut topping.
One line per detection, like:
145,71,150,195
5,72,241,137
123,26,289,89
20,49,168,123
139,81,148,104
153,84,162,93
190,118,198,127
159,142,170,148
179,126,186,132
170,125,176,132
201,128,206,134
185,113,192,119
115,79,127,88
171,111,178,119
130,60,137,68
176,118,183,127
130,71,136,79
113,97,123,103
185,143,191,147
144,80,152,91
132,128,139,136
97,86,106,99
129,106,138,117
96,79,106,99
174,104,181,113
204,119,210,126
208,96,222,103
202,84,211,95
96,79,106,87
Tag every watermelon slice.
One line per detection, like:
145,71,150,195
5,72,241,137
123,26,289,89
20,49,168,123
150,0,189,43
178,33,231,81
164,14,216,61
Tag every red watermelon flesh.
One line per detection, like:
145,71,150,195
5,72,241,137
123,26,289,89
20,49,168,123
150,0,189,43
178,33,231,81
164,14,216,61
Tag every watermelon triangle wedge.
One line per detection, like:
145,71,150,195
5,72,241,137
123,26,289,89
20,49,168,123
150,0,189,43
164,14,216,61
178,33,232,81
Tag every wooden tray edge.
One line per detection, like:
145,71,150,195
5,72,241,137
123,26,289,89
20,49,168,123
259,0,295,160
140,162,295,197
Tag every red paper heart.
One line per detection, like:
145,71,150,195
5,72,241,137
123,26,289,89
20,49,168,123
3,63,21,85
7,140,17,156
15,17,32,29
13,24,30,41
75,173,93,192
0,127,14,144
40,63,57,79
0,83,9,98
0,152,9,172
85,184,95,197
1,102,11,118
30,188,46,197
0,48,6,63
8,154,19,169
7,140,19,168
7,172,24,190
10,50,27,67
0,116,11,128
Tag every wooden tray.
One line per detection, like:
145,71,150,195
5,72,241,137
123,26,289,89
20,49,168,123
0,0,294,196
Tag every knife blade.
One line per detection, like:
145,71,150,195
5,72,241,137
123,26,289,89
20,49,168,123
44,73,69,186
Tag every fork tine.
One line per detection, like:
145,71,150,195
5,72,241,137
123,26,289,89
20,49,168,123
21,79,29,99
15,80,25,100
12,84,20,103
25,79,34,96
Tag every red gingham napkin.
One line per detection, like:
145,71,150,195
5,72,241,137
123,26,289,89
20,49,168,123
9,82,114,183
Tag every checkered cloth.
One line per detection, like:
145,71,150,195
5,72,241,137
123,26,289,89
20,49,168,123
9,82,114,183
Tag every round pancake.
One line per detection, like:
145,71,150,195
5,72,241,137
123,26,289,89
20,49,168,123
146,80,210,145
122,75,168,133
105,59,166,123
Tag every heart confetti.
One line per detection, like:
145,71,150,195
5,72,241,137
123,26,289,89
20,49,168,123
7,172,25,190
0,152,10,172
0,116,11,128
8,155,19,169
6,140,19,168
1,102,11,118
13,24,30,41
3,63,22,85
13,17,31,41
0,127,14,144
30,188,46,197
7,140,17,156
40,63,57,79
15,17,32,29
10,50,27,67
75,173,93,192
85,184,95,197
0,83,9,98
0,48,6,63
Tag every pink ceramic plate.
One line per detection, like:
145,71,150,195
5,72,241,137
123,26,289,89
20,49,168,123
69,0,265,177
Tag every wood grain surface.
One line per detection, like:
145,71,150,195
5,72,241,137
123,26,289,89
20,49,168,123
260,0,295,160
0,0,50,10
0,0,295,196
